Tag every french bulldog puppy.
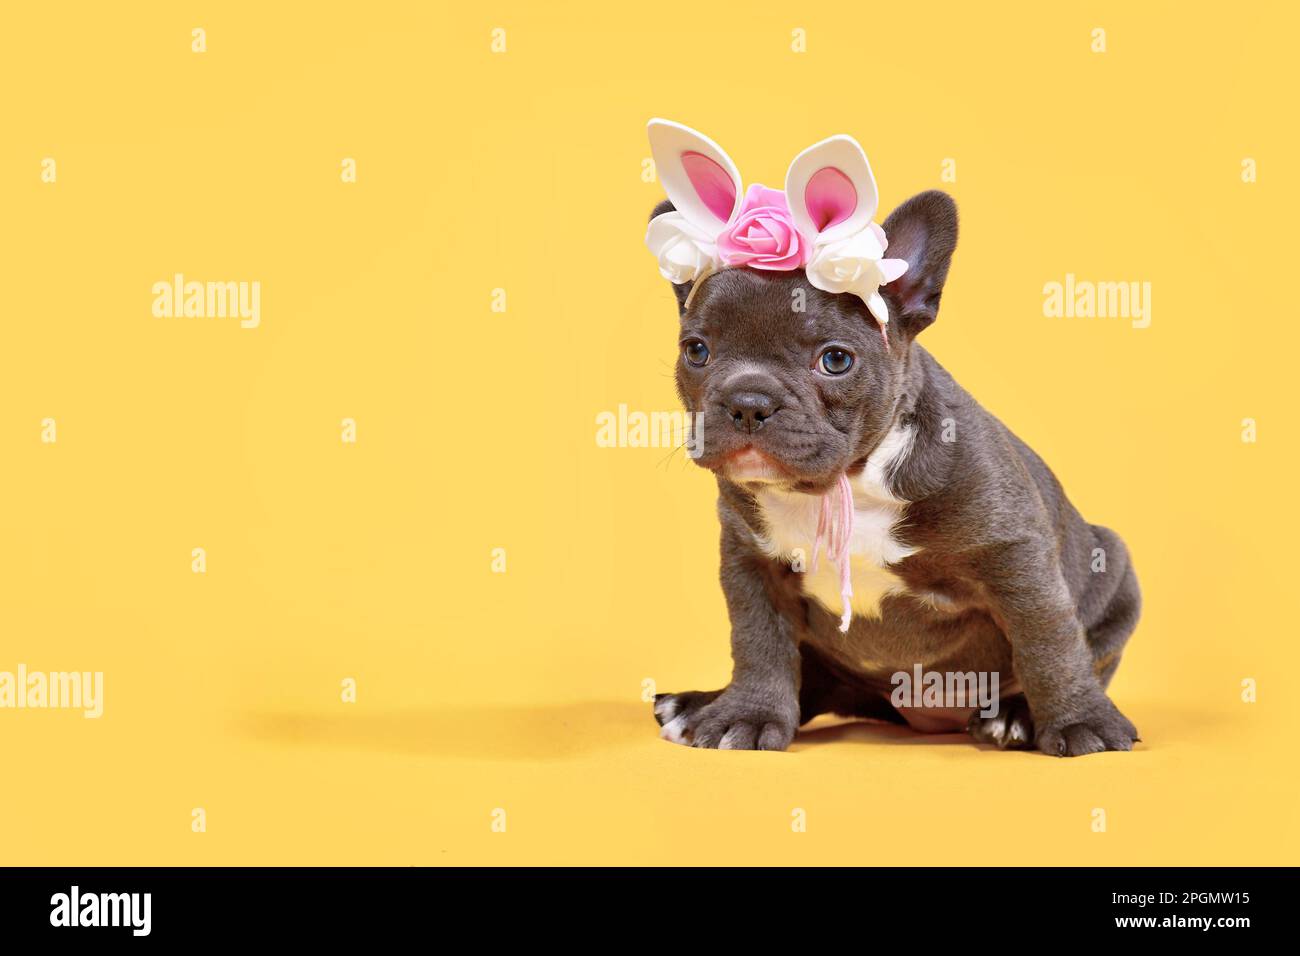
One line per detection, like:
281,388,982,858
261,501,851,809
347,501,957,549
650,191,1141,756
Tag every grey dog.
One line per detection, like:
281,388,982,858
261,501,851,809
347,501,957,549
651,191,1141,757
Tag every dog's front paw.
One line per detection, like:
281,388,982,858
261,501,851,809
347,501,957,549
1035,694,1139,757
656,687,797,751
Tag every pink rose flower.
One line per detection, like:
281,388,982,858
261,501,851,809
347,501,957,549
717,184,810,271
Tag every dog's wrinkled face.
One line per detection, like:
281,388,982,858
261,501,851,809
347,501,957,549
676,269,900,493
656,189,959,493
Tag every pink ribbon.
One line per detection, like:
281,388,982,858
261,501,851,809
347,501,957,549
810,473,855,633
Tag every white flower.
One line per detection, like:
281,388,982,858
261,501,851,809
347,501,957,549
645,212,720,284
805,228,908,326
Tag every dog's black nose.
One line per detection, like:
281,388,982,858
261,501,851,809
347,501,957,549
725,391,780,432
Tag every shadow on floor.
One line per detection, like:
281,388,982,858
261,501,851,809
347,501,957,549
237,702,984,760
793,717,971,750
235,699,656,761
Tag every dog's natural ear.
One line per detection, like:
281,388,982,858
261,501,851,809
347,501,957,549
649,198,693,313
880,190,958,338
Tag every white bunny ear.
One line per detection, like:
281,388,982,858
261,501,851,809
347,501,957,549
784,135,878,245
648,118,743,233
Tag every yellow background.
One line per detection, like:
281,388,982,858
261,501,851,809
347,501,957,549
1,1,1295,866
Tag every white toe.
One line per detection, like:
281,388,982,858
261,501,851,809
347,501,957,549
718,726,748,750
659,714,690,745
983,714,1008,742
654,696,679,723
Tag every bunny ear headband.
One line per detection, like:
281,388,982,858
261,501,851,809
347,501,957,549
645,118,909,349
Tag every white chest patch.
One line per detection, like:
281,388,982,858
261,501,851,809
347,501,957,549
753,426,918,621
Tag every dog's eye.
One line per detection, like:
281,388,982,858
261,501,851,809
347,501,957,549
683,340,710,367
819,348,854,375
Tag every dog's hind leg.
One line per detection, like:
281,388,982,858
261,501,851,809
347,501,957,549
652,689,722,743
796,643,906,727
1083,525,1141,690
969,526,1140,751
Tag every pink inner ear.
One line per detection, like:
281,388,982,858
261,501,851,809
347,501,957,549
681,151,737,223
804,166,857,232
